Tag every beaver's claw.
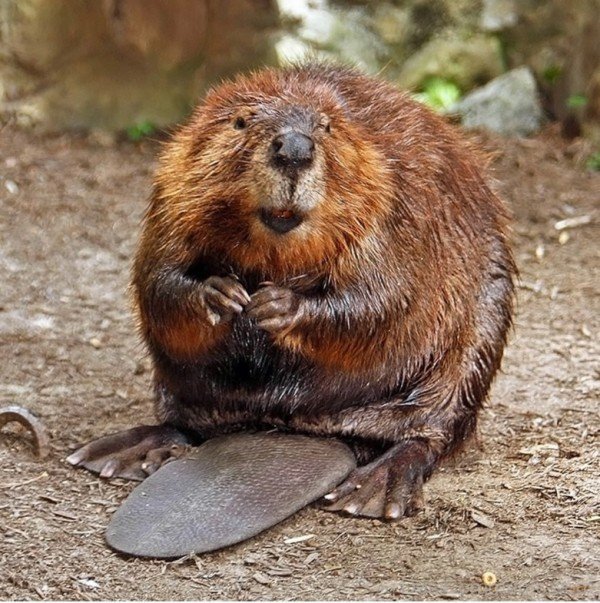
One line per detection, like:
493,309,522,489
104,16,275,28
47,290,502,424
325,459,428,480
67,424,191,481
200,275,251,326
246,284,302,335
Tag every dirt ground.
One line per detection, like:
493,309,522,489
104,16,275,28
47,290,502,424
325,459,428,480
0,123,598,601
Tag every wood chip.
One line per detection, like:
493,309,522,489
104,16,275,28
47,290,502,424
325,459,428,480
518,443,560,457
2,472,48,489
471,510,495,529
266,568,293,577
252,571,272,585
284,534,315,544
554,215,592,230
52,509,77,521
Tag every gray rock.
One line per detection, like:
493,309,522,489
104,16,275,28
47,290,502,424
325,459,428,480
276,0,384,74
370,5,411,46
396,34,504,92
480,0,518,32
449,67,544,136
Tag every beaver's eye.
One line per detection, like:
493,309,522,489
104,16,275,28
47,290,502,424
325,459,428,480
233,116,247,130
318,114,331,133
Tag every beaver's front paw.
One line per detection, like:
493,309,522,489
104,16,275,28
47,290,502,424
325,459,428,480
67,424,192,481
200,275,251,326
246,284,302,335
322,440,432,519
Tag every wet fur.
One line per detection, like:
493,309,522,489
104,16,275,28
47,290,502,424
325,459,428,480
133,63,516,468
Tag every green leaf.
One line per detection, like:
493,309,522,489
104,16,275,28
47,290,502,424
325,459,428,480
586,152,600,171
415,77,461,111
126,120,156,141
567,94,588,109
542,64,562,84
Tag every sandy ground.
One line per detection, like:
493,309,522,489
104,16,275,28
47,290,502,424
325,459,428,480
0,124,598,600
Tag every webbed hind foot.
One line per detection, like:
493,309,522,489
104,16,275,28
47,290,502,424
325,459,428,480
323,440,433,520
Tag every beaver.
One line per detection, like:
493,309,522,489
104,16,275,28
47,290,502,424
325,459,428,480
68,63,516,520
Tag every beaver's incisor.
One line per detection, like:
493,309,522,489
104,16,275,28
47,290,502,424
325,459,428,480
68,63,516,520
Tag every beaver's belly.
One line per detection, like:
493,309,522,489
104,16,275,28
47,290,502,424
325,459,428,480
153,316,394,434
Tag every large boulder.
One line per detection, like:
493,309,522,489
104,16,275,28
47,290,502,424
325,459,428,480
449,67,545,136
0,0,277,131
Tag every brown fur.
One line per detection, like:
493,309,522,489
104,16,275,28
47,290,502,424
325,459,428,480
129,63,516,518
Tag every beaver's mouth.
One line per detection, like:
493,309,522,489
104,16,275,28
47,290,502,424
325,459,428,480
259,208,304,234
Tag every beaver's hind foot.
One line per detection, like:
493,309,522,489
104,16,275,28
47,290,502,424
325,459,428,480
323,440,433,520
67,424,191,481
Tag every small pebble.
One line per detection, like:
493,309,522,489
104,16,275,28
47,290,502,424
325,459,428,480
482,571,497,587
534,244,545,260
5,180,19,194
77,578,100,589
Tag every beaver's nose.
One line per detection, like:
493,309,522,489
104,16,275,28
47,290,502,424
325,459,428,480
271,132,314,170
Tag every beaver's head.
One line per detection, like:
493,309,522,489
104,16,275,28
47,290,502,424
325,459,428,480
218,100,332,236
156,65,394,279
